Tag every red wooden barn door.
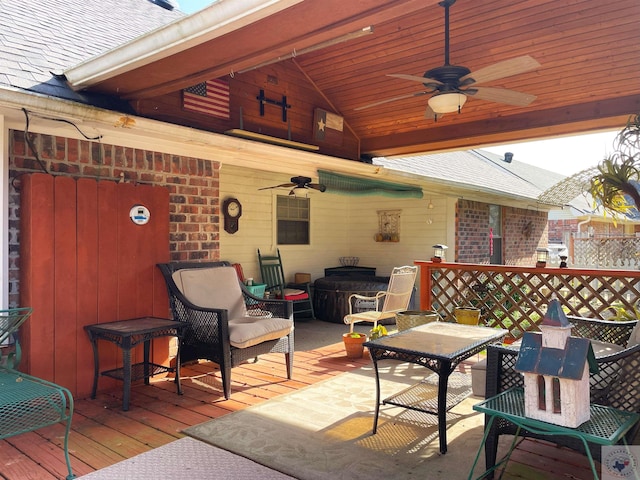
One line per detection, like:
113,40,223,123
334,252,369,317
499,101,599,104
20,174,170,398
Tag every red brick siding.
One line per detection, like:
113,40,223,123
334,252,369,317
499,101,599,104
548,219,578,243
8,130,220,306
503,206,548,266
456,200,490,264
456,200,548,266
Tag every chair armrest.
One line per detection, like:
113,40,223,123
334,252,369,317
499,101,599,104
347,291,386,314
591,342,640,409
287,282,310,291
485,344,522,399
567,316,637,346
241,288,293,320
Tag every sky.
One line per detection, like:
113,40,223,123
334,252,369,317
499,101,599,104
174,0,620,178
483,130,619,177
176,0,215,14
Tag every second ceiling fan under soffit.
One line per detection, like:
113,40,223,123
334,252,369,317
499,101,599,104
259,176,327,196
356,0,540,120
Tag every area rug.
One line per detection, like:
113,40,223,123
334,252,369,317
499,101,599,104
79,436,296,479
185,363,491,480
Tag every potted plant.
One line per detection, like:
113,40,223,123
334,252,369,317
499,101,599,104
454,306,481,325
342,332,367,359
369,325,388,340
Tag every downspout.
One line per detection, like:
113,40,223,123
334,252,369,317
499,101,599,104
573,217,592,265
577,217,591,236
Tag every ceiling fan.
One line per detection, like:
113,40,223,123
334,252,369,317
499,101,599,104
259,176,327,195
356,0,540,120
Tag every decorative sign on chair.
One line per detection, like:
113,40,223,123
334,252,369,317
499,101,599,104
515,296,597,428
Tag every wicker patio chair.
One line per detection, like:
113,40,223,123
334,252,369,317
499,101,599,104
157,261,294,399
482,317,640,477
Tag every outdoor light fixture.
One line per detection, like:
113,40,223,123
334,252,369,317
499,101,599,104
290,187,308,197
428,92,467,114
559,255,568,268
432,244,448,263
536,247,550,268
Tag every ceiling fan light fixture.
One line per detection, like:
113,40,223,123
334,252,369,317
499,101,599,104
290,187,308,197
428,92,467,114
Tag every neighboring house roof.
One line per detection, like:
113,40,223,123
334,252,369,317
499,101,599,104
374,149,563,203
515,332,597,380
0,0,183,104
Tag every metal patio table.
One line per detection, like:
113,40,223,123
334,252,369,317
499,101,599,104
85,317,186,411
469,387,640,480
364,322,507,454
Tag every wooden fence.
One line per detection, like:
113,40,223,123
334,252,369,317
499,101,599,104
416,261,640,342
572,236,640,269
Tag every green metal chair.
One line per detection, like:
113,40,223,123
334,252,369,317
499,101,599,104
0,307,75,479
257,249,315,319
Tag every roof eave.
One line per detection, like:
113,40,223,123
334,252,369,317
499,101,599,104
63,0,303,90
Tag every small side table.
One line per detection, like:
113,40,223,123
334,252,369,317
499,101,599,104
469,387,640,480
84,317,186,411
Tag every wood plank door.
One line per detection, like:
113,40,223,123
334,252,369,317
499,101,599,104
20,174,170,397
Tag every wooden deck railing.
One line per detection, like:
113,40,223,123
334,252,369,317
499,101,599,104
415,261,640,342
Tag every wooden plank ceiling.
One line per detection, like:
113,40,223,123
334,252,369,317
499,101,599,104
77,0,640,159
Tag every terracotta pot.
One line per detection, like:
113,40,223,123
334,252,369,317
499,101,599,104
342,333,367,359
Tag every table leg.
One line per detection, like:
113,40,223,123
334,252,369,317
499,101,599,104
143,339,151,385
122,337,132,411
88,335,99,399
175,330,183,395
371,357,382,434
468,415,496,480
437,366,451,454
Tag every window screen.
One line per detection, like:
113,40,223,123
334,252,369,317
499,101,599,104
277,195,310,245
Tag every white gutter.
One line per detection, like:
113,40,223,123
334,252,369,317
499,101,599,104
64,0,304,89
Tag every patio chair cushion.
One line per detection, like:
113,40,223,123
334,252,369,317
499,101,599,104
172,266,293,349
284,288,306,296
172,267,247,319
228,317,293,349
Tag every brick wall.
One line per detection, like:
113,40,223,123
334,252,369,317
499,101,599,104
456,200,490,264
456,200,548,266
8,130,221,306
548,219,577,243
502,206,548,266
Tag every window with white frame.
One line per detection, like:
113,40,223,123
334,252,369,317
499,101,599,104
277,195,310,245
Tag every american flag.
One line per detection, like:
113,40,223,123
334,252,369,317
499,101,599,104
183,79,230,119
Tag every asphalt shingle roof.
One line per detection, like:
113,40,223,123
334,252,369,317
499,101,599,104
0,0,184,100
374,150,567,202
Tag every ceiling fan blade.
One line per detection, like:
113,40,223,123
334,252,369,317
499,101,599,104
308,183,327,192
470,86,537,106
461,55,540,85
258,182,296,190
387,74,443,85
355,91,430,111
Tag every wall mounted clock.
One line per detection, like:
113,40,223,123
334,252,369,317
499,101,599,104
222,197,242,234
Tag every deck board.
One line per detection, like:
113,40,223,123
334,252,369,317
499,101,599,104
0,327,604,479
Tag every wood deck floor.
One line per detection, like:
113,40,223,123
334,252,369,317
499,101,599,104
0,325,600,480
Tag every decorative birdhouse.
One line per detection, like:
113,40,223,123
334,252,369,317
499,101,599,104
515,297,597,428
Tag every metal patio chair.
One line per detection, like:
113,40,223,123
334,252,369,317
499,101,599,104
343,265,418,332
